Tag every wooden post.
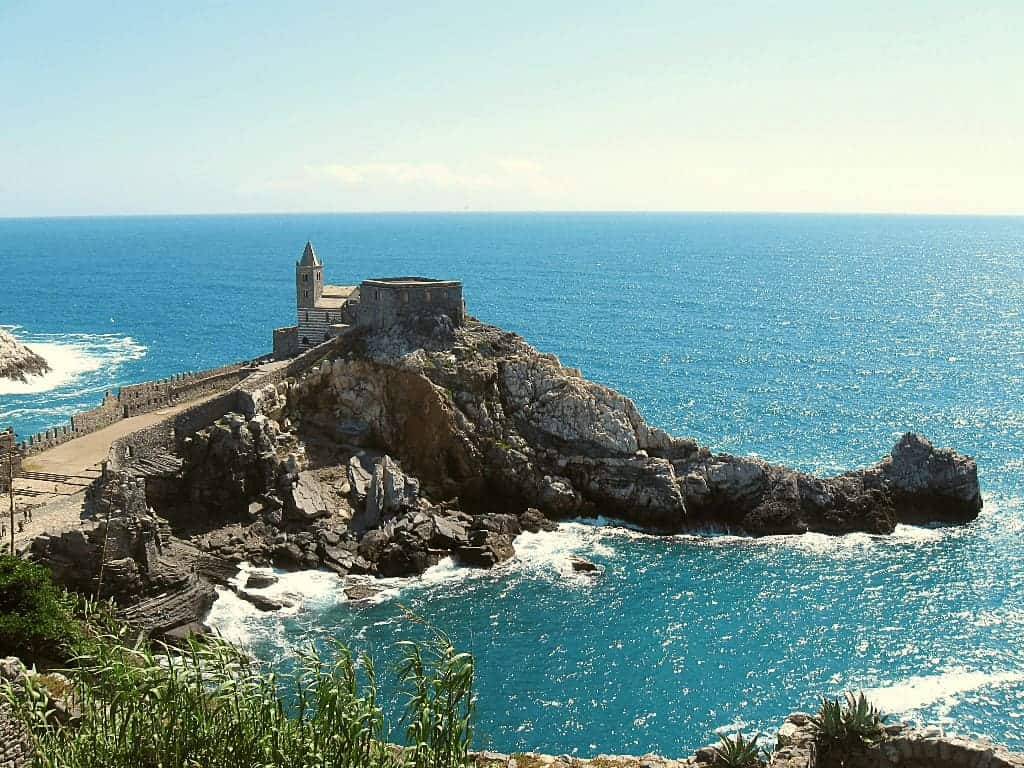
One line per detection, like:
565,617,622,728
6,449,14,556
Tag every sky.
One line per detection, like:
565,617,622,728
1,1,1022,217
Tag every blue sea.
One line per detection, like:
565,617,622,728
2,213,1023,754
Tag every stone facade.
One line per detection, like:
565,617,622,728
0,427,20,494
357,276,464,331
277,241,465,356
294,240,358,351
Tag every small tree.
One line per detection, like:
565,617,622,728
0,555,80,662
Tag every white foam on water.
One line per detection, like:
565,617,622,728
0,330,147,396
861,669,1024,717
207,563,348,648
513,522,614,577
571,515,947,554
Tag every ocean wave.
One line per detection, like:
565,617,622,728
0,329,147,396
569,515,949,552
205,524,616,645
861,669,1024,717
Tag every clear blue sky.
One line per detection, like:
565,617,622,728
1,1,1021,216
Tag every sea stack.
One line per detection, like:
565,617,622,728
0,327,51,382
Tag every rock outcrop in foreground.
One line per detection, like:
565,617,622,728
29,315,982,634
0,327,50,382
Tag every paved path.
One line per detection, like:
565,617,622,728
5,394,219,549
3,358,290,551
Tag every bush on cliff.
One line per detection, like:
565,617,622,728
2,618,477,768
810,691,888,757
0,555,81,662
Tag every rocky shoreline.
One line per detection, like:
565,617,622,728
0,327,50,383
10,313,1005,767
24,314,984,635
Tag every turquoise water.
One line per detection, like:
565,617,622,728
2,213,1023,753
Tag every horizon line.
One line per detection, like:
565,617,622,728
3,208,1024,222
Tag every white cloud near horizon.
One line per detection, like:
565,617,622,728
297,159,560,195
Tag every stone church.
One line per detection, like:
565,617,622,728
273,241,465,358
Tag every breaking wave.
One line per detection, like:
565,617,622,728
0,328,147,425
861,669,1024,718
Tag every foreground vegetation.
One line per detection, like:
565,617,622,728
0,555,895,768
0,555,476,768
3,618,474,768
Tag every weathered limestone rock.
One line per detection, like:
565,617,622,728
0,327,49,382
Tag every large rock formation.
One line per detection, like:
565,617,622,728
30,475,227,638
271,318,981,537
29,315,983,631
0,327,49,382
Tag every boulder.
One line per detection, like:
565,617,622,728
457,531,515,568
519,507,558,533
344,584,382,601
569,556,599,573
244,572,278,590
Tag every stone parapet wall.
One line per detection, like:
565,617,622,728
70,390,122,434
12,358,261,458
120,362,250,418
0,428,20,493
105,336,343,473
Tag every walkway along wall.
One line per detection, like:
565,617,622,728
11,359,264,458
108,335,345,473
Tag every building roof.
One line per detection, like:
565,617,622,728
298,240,321,267
316,284,356,309
362,276,461,287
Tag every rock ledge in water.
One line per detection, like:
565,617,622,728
0,327,50,382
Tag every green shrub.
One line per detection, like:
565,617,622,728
712,731,763,768
810,692,888,754
841,691,887,744
1,622,478,768
397,630,475,768
0,555,81,662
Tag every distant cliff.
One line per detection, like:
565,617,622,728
0,328,50,383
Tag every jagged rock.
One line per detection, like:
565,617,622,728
288,472,338,521
519,507,558,533
347,455,373,500
570,556,599,573
356,455,420,530
344,584,382,601
233,587,290,612
0,327,50,382
872,432,983,521
244,572,278,589
431,514,470,548
457,530,515,568
58,314,983,630
357,529,390,561
471,513,522,536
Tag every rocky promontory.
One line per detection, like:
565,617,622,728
27,313,982,634
0,327,50,382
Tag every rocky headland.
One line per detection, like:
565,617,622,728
0,327,50,382
10,313,1004,767
26,314,983,633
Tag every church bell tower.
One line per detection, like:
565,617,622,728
295,240,323,311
